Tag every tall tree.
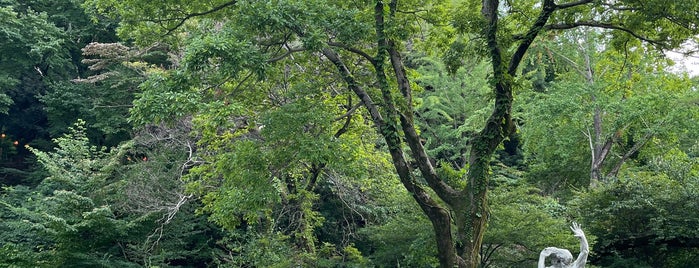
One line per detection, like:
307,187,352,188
84,0,699,267
522,29,697,191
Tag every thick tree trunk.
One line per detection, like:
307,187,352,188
324,44,463,267
329,0,560,266
458,1,557,266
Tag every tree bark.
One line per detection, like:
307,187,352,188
332,0,561,266
323,44,463,267
588,105,614,188
457,1,557,266
608,131,652,177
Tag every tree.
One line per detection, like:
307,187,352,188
522,28,698,191
0,2,67,111
1,120,136,266
571,149,699,267
0,1,69,161
482,183,577,267
83,0,699,266
0,119,225,267
0,0,119,186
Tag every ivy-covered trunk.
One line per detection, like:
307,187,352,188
328,0,560,266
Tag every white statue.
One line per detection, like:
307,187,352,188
538,222,589,268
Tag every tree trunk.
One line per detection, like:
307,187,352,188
329,0,560,265
588,105,614,187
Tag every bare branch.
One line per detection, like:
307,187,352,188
608,131,652,177
546,46,587,77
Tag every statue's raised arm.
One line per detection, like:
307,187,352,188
570,222,588,268
537,222,588,268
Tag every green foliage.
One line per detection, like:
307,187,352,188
182,24,267,82
570,150,699,267
0,93,10,114
121,11,404,263
0,185,51,267
520,78,593,189
1,120,131,267
218,230,296,267
483,183,579,267
72,0,699,267
186,70,391,262
0,4,69,83
521,29,698,192
358,192,439,267
413,56,492,169
45,42,172,146
28,120,113,194
0,0,100,111
83,0,233,45
0,1,69,154
129,70,202,126
1,0,119,185
1,120,222,267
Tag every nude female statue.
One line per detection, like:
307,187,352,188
538,222,589,268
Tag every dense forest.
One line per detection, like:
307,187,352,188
1,0,698,267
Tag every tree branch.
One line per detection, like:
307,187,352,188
322,48,385,127
163,1,238,36
327,42,377,67
544,21,666,47
267,47,306,63
328,35,457,268
386,39,460,202
333,101,362,122
333,94,357,138
375,2,460,267
608,131,653,178
305,163,326,192
382,1,460,202
546,46,587,78
554,0,594,10
508,0,557,75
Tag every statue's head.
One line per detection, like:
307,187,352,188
548,247,573,266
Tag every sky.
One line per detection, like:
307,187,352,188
666,41,699,77
667,51,699,77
